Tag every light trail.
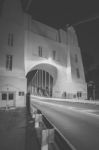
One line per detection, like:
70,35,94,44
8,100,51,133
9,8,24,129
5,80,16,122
31,98,99,118
31,97,99,150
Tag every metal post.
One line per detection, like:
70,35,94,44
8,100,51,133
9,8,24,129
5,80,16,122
32,70,38,95
6,93,8,110
43,71,45,96
49,74,50,97
45,71,46,93
41,129,54,150
37,70,38,90
40,70,41,89
42,70,43,89
30,81,32,94
93,85,95,100
35,114,42,128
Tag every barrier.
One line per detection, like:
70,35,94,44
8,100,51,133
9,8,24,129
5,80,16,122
41,129,54,150
30,103,73,150
35,114,42,128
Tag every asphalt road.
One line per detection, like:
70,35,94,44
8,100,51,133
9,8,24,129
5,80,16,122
31,98,99,150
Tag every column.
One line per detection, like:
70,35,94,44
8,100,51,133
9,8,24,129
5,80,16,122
49,74,50,96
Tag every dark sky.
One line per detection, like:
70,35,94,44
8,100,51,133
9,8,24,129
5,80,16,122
1,0,99,69
24,0,99,68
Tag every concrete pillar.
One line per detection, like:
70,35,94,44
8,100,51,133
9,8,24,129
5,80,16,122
35,114,42,128
37,70,38,90
45,71,46,90
6,92,9,110
30,106,37,118
49,74,50,96
41,129,54,150
42,70,43,89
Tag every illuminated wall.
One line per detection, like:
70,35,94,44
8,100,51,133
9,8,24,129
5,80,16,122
24,15,87,99
0,0,87,108
0,0,26,107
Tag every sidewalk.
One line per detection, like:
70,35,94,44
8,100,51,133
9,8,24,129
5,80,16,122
0,107,40,150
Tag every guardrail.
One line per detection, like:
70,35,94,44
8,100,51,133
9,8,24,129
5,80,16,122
30,102,73,150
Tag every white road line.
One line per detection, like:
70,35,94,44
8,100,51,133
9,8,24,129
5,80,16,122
31,95,99,105
31,98,99,118
31,100,77,150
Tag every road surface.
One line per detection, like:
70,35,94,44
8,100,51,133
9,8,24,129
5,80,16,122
31,98,99,150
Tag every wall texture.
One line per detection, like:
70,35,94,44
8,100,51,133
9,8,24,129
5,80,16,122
0,0,87,108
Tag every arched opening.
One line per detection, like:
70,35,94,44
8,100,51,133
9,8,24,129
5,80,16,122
27,69,53,97
26,63,57,97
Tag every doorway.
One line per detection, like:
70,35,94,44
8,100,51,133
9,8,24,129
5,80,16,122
27,70,53,97
1,92,15,108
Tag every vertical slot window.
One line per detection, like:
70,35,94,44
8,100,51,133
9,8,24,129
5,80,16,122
6,55,13,71
53,50,56,60
76,68,80,78
8,33,13,46
75,54,78,63
38,46,42,57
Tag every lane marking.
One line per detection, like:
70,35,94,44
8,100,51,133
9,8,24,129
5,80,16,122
31,102,77,150
31,99,99,118
31,95,99,105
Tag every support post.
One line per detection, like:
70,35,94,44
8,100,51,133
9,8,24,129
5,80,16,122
42,70,43,90
30,106,37,118
45,71,46,91
41,129,54,150
49,74,50,96
35,114,42,128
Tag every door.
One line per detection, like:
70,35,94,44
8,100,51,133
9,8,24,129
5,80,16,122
1,93,7,108
8,92,15,107
1,92,15,108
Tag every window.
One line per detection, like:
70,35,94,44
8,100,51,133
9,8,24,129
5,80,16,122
8,33,13,46
38,46,42,57
53,50,56,60
2,93,7,100
6,55,13,71
9,93,14,100
75,54,78,63
19,92,24,96
77,92,82,98
76,68,80,78
8,33,10,46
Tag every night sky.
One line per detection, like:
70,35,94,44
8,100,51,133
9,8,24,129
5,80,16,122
23,0,99,70
0,0,99,79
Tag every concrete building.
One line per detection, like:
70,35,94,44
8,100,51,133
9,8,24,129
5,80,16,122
0,0,87,108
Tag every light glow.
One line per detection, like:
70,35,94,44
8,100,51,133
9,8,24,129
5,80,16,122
66,66,71,74
48,57,53,62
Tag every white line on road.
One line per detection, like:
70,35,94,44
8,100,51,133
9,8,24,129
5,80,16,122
31,98,99,118
31,100,77,150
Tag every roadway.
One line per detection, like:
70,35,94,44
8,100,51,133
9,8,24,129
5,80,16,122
31,97,99,150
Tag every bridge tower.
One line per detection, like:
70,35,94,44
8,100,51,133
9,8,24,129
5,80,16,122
0,0,87,108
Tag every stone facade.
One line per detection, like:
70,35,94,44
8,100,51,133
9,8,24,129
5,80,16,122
0,0,87,107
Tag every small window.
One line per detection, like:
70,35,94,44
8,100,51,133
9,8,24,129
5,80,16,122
38,46,42,57
76,68,80,78
75,54,78,63
8,33,10,46
19,92,24,96
9,93,14,100
77,92,82,98
6,55,13,71
11,34,13,46
53,50,56,60
2,93,7,100
22,92,24,96
8,33,13,46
